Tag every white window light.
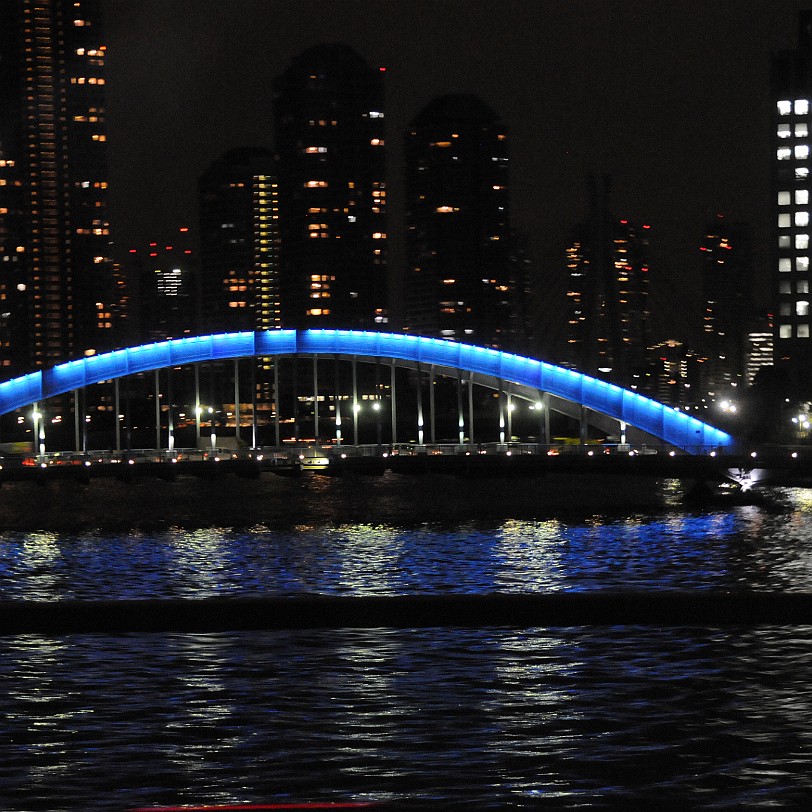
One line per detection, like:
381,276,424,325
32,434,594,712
795,145,810,160
798,123,810,137
800,280,810,294
778,123,792,137
778,147,791,160
780,258,792,273
779,213,791,228
797,234,810,249
778,100,792,115
797,167,810,179
796,211,810,227
796,99,810,115
780,324,792,338
779,191,791,205
797,190,810,205
780,235,791,248
800,324,811,338
798,256,810,271
798,301,810,317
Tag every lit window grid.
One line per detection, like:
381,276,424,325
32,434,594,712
776,99,812,340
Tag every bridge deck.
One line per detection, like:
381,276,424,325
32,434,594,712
1,443,810,487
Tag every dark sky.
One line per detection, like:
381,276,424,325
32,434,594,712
102,0,811,345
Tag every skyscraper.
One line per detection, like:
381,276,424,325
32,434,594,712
198,148,280,335
272,44,387,330
699,215,753,398
0,0,115,375
404,94,515,348
771,11,812,376
564,176,651,388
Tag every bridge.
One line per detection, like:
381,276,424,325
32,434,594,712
0,329,808,490
0,329,732,449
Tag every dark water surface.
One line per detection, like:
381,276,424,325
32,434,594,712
2,473,812,809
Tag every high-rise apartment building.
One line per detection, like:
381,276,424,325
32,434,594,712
404,94,515,348
771,12,812,376
0,0,115,374
564,176,651,388
699,216,753,397
272,44,387,330
198,148,280,334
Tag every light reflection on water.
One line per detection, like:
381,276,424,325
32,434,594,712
3,477,812,807
3,487,812,599
2,627,812,809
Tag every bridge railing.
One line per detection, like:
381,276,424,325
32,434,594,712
3,441,787,472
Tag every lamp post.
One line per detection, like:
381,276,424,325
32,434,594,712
373,400,382,450
208,406,216,451
32,405,45,459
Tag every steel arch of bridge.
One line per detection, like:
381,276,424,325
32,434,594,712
0,330,733,453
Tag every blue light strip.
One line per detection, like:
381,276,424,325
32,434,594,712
0,330,734,452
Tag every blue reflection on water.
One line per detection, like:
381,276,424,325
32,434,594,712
1,492,811,600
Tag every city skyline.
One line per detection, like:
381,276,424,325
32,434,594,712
101,0,812,343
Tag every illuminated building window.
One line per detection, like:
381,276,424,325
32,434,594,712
780,280,792,293
797,234,809,249
801,280,811,294
780,324,792,338
304,146,327,154
372,232,385,239
369,111,384,118
798,167,810,180
795,145,809,160
305,180,328,188
796,99,810,115
798,256,810,271
779,191,791,205
798,123,810,137
800,324,811,338
780,235,791,248
798,190,810,205
777,147,791,160
778,123,792,137
779,213,791,228
796,211,810,227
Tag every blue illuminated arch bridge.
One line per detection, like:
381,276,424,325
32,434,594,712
0,330,733,455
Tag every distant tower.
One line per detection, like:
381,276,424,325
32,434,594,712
127,228,196,343
771,12,812,375
272,44,387,330
198,148,280,334
564,176,651,388
0,0,116,374
699,216,753,398
746,309,775,386
647,339,704,407
404,94,514,348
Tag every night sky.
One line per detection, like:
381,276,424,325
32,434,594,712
102,0,812,348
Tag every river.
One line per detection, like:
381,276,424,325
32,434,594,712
2,471,812,809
